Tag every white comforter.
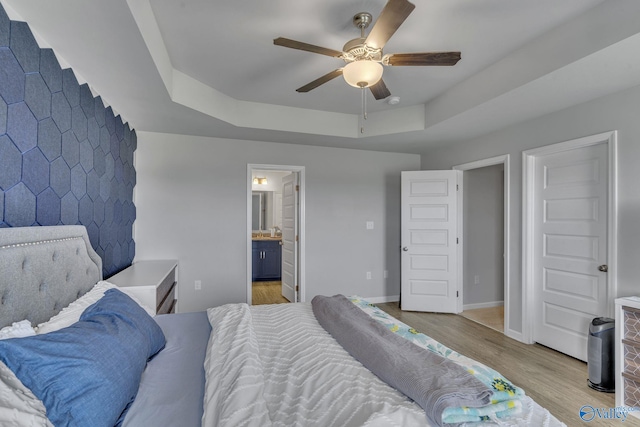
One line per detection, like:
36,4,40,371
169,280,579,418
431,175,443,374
202,303,564,427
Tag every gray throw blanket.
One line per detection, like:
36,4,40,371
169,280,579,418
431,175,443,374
311,295,493,426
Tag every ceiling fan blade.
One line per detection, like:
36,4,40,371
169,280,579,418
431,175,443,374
369,79,391,100
274,37,343,58
365,0,415,50
296,69,344,93
386,52,461,66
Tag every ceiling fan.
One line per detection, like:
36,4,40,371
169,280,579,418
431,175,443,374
274,0,461,101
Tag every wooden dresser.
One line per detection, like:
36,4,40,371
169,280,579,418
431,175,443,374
615,296,640,419
108,260,178,315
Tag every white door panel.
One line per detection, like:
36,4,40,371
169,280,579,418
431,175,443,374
281,173,298,302
401,170,461,313
534,143,608,361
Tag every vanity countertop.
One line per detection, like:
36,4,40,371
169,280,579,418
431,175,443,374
252,236,282,241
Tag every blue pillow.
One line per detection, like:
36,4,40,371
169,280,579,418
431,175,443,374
0,289,166,427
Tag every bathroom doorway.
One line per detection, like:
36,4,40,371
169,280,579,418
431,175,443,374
247,164,305,305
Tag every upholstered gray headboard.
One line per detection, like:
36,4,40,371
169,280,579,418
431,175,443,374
0,226,102,329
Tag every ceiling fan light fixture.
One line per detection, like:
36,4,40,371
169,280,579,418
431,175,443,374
342,60,383,88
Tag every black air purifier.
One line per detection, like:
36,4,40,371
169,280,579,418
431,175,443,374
587,317,615,392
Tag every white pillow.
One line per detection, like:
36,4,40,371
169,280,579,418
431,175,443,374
0,320,36,340
0,361,52,427
36,281,154,334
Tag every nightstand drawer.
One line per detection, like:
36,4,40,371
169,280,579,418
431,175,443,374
156,269,175,311
157,282,176,315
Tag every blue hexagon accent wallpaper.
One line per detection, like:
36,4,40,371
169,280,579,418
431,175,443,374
0,5,136,278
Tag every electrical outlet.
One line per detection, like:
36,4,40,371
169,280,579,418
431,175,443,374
366,271,372,280
474,275,480,285
366,221,374,230
195,280,202,290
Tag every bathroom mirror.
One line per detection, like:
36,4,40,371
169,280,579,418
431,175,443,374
252,191,276,231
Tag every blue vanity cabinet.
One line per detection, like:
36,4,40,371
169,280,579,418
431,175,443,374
252,240,282,281
251,242,261,281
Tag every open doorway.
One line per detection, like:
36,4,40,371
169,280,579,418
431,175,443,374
247,164,305,305
453,155,510,335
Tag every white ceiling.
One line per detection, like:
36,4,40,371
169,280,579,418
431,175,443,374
4,0,640,153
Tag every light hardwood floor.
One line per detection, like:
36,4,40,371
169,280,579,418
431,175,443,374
376,302,637,427
252,281,290,305
460,306,504,333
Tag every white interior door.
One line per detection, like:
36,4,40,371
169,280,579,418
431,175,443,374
401,171,461,313
533,143,609,361
281,173,298,302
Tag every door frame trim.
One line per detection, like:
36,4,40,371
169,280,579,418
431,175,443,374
453,155,512,338
246,164,306,304
522,131,618,344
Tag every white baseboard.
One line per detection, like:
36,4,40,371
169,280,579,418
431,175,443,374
505,328,524,342
463,301,504,311
362,295,400,304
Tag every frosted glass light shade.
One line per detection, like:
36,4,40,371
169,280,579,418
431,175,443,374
343,61,383,88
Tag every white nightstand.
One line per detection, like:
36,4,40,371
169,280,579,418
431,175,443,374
108,260,178,315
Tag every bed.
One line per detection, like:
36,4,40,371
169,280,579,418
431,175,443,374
0,225,565,427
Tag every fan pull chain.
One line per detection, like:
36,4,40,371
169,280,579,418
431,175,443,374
360,87,367,134
362,87,367,120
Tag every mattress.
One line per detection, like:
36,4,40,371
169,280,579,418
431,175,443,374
119,299,564,427
122,311,211,427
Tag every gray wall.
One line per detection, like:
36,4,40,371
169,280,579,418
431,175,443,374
463,164,504,308
420,83,640,334
134,132,420,313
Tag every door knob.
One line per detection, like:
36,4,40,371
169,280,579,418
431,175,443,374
598,264,608,272
402,247,409,251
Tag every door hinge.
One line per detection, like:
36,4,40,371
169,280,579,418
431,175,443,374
456,184,459,191
295,235,299,242
295,285,299,292
457,291,459,297
295,185,299,191
456,237,459,244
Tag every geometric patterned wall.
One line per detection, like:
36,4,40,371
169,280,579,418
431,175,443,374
0,4,136,278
